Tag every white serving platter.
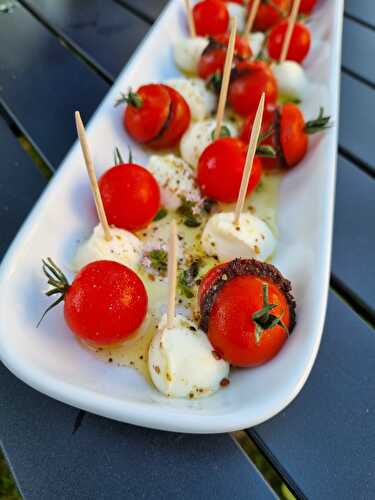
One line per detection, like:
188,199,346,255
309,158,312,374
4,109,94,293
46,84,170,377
0,0,343,433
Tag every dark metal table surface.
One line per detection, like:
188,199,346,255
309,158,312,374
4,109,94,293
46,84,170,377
0,1,374,498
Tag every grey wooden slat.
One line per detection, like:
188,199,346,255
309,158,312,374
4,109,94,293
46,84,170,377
22,0,150,80
342,17,375,86
345,0,375,30
0,362,274,500
249,291,375,500
339,73,375,172
0,116,46,258
332,155,375,311
0,2,108,168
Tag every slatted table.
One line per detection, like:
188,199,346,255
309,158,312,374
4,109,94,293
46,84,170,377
0,1,374,498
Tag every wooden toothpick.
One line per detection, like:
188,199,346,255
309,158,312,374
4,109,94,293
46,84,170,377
75,111,112,242
280,0,302,63
185,0,196,37
233,92,265,226
214,16,237,141
166,220,178,329
244,0,261,37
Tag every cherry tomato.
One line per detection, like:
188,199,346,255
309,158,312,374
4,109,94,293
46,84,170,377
240,106,283,170
41,259,148,345
198,34,252,80
197,137,262,203
207,274,291,366
247,0,291,32
99,163,160,231
193,0,229,37
267,20,311,63
124,84,170,144
299,0,316,15
228,60,278,117
122,84,190,149
64,261,148,345
148,85,191,149
279,102,308,167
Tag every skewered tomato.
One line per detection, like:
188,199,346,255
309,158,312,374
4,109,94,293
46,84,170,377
99,161,160,231
247,0,291,32
240,106,283,170
40,259,148,345
228,60,278,116
193,0,229,36
299,0,317,15
267,20,311,63
118,84,190,149
148,85,191,149
198,33,252,81
241,103,331,169
199,259,296,367
197,137,262,203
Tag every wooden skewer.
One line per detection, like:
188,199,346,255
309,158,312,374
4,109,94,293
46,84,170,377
166,220,178,329
214,16,237,140
280,0,302,63
233,92,265,227
185,0,196,37
244,0,261,37
75,111,112,242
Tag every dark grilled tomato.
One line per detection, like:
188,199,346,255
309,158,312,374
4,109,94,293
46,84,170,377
228,60,278,117
267,20,311,63
197,137,262,203
118,84,190,149
198,33,252,81
247,0,291,32
240,103,331,169
40,259,148,345
193,0,229,36
199,258,296,367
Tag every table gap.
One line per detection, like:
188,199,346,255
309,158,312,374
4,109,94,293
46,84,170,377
114,0,155,25
0,443,21,499
232,431,298,500
341,66,375,92
330,275,375,330
247,429,307,500
344,12,375,33
18,0,113,83
0,100,53,178
338,146,375,181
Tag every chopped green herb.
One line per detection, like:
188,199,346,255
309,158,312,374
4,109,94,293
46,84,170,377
153,208,168,221
148,249,168,274
178,260,201,299
178,199,201,228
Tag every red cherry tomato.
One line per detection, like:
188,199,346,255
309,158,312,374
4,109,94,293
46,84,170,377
228,60,278,117
198,34,252,80
279,102,308,167
207,274,291,366
197,137,262,203
122,84,190,149
148,85,191,149
299,0,316,15
124,84,170,144
247,0,291,32
99,163,160,231
64,261,148,345
193,0,229,36
267,20,311,63
240,106,283,170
